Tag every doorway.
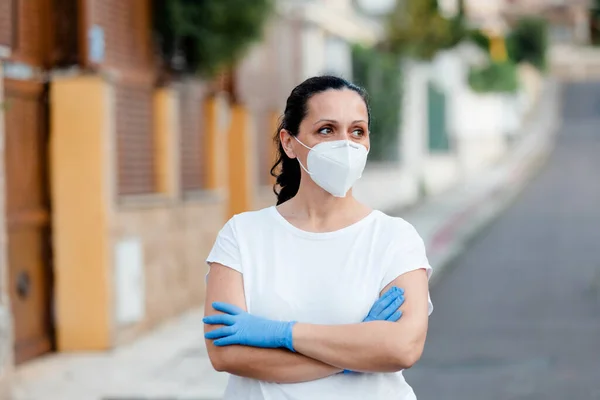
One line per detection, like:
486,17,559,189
4,78,54,364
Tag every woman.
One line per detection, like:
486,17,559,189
203,76,433,399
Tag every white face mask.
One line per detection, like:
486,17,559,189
293,137,369,197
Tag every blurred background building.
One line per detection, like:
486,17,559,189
0,0,598,398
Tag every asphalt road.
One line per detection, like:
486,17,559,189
405,82,600,400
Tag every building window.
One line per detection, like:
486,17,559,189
115,81,157,195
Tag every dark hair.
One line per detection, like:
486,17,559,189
270,75,371,205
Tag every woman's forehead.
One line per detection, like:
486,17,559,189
305,89,368,122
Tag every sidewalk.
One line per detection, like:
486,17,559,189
12,311,227,400
10,80,561,400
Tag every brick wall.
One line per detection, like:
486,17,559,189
0,0,13,48
106,76,227,345
2,0,79,67
89,0,151,72
89,0,157,195
115,81,156,195
111,201,225,345
10,0,48,66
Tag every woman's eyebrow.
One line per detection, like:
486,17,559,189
313,119,367,125
313,118,337,125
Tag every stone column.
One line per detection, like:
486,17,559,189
51,75,113,351
204,94,230,193
227,105,254,218
153,87,180,197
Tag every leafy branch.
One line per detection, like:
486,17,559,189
152,0,274,77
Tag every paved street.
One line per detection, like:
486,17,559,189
405,82,600,399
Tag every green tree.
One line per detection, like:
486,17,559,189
590,0,600,45
468,61,519,94
385,0,465,60
467,29,491,53
352,45,403,161
506,17,548,71
152,0,274,77
447,0,467,47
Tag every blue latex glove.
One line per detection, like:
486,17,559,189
203,302,296,351
363,286,405,322
343,286,405,374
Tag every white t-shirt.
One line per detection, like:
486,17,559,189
206,206,433,400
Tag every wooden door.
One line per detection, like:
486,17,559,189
4,78,54,364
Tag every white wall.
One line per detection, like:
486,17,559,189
464,0,506,33
298,26,354,80
300,0,381,44
401,59,462,195
355,0,395,15
353,165,420,213
435,47,532,177
401,61,430,176
400,46,536,190
277,0,380,80
324,35,352,79
300,25,326,79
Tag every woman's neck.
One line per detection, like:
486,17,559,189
277,182,371,231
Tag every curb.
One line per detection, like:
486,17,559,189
425,79,561,287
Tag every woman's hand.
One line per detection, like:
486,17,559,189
204,287,405,353
363,286,405,322
204,302,296,351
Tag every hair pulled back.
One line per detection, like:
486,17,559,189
270,76,370,205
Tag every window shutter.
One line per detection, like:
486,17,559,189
116,81,156,195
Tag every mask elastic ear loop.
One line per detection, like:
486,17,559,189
292,136,313,175
293,135,312,150
297,158,312,175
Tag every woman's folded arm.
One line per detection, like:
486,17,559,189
208,344,341,383
205,263,341,383
205,264,429,379
292,269,429,373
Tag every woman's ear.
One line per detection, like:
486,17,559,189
280,129,296,159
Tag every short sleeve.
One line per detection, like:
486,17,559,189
380,221,433,314
206,216,242,274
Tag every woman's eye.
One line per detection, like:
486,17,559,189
352,129,365,137
318,127,333,135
